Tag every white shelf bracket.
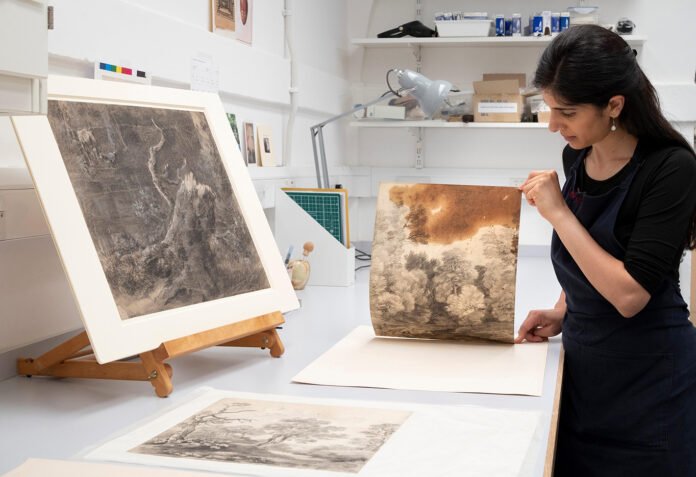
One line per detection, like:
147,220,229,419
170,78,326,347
410,45,422,73
413,127,424,169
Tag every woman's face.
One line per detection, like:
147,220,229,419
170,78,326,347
543,90,612,150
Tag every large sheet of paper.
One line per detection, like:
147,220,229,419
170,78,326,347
293,326,548,396
84,388,541,477
1,459,222,477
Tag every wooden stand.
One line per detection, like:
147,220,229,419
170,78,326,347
16,311,285,397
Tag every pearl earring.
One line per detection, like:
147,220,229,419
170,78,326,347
611,118,617,132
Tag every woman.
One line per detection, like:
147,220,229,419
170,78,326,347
515,25,696,475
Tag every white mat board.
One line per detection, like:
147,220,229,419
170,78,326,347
1,459,224,477
293,326,548,396
84,388,541,477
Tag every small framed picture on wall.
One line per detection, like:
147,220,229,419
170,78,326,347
235,0,253,44
256,124,276,167
210,0,235,38
226,113,241,150
242,122,257,166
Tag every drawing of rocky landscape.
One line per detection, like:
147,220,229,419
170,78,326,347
47,100,269,319
131,398,410,473
370,183,521,343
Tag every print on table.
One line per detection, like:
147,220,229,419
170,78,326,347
47,100,270,320
130,398,410,473
370,183,521,343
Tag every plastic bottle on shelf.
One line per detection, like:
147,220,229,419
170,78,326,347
512,13,522,36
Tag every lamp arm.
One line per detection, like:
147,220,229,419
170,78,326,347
310,91,396,188
310,92,396,130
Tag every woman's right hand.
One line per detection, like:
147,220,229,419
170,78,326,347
514,308,564,343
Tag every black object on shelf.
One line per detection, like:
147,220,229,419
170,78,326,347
378,20,438,38
617,18,635,35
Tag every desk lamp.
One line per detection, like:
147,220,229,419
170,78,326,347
310,69,452,188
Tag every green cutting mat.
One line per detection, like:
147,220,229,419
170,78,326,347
285,191,344,245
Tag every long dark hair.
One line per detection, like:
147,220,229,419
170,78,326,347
534,24,696,249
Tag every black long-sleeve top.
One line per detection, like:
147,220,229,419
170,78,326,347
562,139,696,295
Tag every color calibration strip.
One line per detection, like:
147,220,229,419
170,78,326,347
98,62,147,79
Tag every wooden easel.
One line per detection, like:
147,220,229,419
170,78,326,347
16,311,285,397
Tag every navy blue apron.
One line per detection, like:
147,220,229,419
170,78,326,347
551,147,696,476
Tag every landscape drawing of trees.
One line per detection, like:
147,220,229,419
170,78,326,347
47,100,269,319
370,183,521,343
131,398,410,473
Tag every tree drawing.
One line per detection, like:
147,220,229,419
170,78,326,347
370,183,520,343
131,398,410,473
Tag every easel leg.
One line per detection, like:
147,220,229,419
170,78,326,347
217,328,285,358
140,351,173,398
268,328,285,358
17,331,91,375
17,330,175,398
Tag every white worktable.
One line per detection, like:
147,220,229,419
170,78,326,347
0,254,563,476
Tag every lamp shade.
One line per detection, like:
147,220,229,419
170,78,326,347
394,69,452,118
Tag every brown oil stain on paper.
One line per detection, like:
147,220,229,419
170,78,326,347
389,184,520,245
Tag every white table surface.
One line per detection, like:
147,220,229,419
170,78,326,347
0,255,563,476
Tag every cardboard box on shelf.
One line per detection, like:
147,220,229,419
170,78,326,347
526,92,551,123
365,105,406,120
482,73,527,86
472,79,523,122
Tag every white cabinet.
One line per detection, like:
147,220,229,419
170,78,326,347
0,0,48,114
0,169,81,358
0,1,65,360
0,188,49,241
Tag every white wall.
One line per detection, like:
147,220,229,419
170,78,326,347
0,0,350,358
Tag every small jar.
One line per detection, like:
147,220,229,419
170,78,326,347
287,242,314,290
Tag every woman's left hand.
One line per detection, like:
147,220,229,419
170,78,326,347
519,170,568,223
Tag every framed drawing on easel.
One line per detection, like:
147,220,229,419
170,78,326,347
10,76,298,388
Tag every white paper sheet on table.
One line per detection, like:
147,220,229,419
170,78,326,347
83,388,542,477
293,326,548,396
1,458,226,477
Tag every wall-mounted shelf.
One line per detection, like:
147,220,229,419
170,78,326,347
352,35,647,48
351,121,549,129
247,165,371,180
